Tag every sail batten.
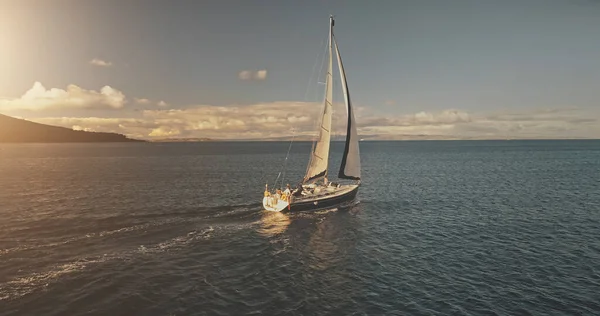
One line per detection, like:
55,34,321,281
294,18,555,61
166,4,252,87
304,16,335,183
333,35,361,180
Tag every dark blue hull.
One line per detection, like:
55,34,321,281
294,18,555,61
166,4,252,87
286,185,359,212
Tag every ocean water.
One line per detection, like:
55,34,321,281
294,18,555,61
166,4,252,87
0,140,599,316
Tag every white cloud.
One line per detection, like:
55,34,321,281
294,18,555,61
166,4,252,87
238,69,267,80
0,81,126,111
89,58,113,67
141,101,320,139
238,70,252,80
72,125,94,132
135,98,150,104
27,101,323,140
149,126,181,137
255,69,267,80
20,103,600,141
358,109,472,128
358,107,599,140
133,98,170,108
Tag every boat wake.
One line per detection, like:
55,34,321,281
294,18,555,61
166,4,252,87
0,216,250,302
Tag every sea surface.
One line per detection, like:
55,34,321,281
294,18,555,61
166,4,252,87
0,140,599,316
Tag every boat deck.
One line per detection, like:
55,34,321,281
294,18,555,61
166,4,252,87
292,184,357,203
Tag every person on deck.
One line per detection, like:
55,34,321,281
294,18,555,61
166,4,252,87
284,184,291,196
292,183,304,197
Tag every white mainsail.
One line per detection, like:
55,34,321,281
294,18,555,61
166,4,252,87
304,16,334,183
334,36,361,180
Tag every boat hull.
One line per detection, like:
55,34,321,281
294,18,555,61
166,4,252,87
263,184,359,213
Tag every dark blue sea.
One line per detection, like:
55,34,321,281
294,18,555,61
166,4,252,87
1,140,599,315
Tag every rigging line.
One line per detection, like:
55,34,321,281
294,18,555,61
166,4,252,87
274,34,325,188
272,171,282,191
303,34,327,102
280,131,296,188
314,34,329,103
273,130,296,190
271,127,297,189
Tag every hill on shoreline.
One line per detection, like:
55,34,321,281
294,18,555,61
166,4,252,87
0,114,143,143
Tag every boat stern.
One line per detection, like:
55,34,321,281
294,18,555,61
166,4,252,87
262,196,289,212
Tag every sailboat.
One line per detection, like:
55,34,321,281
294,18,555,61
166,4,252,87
262,15,361,212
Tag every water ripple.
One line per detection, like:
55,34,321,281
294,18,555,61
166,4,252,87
1,141,599,315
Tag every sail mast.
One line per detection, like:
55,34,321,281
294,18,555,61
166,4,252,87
334,32,361,181
303,15,335,183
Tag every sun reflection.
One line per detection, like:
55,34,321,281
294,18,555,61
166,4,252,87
305,214,342,271
304,205,361,271
257,211,291,237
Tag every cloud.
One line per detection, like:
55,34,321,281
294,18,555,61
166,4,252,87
21,102,600,141
89,58,113,67
134,98,170,108
27,101,322,140
238,69,267,80
0,82,126,111
358,109,472,128
135,98,151,104
384,100,396,106
141,101,321,139
72,125,94,132
238,70,252,80
149,126,181,137
255,70,267,80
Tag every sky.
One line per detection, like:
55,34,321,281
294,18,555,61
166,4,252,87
1,0,600,140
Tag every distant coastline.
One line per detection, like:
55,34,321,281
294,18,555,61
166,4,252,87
150,137,213,142
0,114,144,143
130,137,600,142
169,136,599,142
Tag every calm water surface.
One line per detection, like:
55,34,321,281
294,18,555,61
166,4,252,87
1,140,599,315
